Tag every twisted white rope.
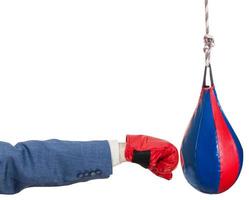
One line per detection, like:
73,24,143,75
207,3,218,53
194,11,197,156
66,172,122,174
203,0,214,67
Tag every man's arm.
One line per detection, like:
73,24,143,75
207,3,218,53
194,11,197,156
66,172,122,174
0,139,113,194
0,135,178,195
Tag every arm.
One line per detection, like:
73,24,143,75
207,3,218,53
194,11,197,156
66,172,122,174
0,139,113,194
0,135,178,194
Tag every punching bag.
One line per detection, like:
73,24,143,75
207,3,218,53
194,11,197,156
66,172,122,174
181,65,243,194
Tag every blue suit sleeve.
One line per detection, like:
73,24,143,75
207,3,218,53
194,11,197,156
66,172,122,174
0,139,113,194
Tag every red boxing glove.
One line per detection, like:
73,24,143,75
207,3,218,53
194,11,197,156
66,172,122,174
125,135,179,180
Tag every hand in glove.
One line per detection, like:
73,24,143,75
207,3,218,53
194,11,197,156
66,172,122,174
124,135,178,180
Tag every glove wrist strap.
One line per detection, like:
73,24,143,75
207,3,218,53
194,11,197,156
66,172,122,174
132,150,151,168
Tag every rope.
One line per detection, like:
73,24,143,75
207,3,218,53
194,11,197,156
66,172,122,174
203,0,214,67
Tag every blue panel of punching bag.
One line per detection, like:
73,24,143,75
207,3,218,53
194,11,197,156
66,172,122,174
181,65,243,194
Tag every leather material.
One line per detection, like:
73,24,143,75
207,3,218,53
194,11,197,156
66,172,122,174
181,86,243,194
125,135,179,180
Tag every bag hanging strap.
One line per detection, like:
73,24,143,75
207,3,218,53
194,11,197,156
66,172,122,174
202,63,214,87
202,0,215,87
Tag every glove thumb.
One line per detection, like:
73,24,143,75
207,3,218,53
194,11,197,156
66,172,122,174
150,145,179,180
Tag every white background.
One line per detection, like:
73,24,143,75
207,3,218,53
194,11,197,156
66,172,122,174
0,0,248,199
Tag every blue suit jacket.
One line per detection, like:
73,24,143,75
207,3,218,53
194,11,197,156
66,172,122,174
0,139,113,194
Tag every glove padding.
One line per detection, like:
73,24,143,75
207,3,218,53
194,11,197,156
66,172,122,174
125,135,179,180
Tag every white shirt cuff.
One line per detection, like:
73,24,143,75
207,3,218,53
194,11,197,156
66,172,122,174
108,140,120,166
